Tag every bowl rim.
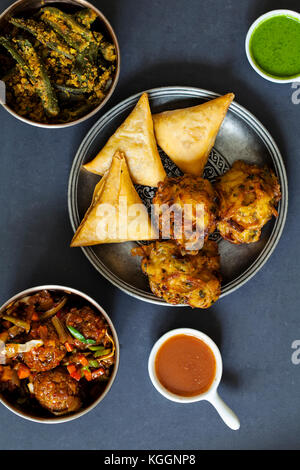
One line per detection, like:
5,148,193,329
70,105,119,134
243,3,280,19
148,328,223,403
0,284,120,423
0,0,120,128
245,9,300,83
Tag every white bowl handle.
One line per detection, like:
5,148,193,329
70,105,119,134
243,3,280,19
208,391,240,430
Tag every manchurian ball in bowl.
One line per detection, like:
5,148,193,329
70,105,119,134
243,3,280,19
0,285,119,423
0,0,120,128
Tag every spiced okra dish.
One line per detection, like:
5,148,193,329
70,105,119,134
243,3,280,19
0,286,119,422
0,0,120,127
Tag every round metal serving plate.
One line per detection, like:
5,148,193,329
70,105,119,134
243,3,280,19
68,86,288,306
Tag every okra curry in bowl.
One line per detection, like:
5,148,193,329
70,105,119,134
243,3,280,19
0,285,119,423
0,0,120,128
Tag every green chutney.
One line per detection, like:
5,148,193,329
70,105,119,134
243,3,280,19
249,15,300,79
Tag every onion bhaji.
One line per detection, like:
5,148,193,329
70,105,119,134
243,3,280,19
215,160,281,244
132,240,221,308
152,175,218,255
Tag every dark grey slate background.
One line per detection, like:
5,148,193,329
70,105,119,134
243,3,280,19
0,0,299,450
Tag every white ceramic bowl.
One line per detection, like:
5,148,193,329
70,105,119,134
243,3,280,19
245,9,300,83
148,328,240,430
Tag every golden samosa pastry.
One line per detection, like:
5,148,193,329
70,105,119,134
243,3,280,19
83,93,166,187
71,151,156,247
153,93,234,176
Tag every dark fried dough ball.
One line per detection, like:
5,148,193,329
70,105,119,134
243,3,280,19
215,160,281,244
64,306,107,350
152,175,218,255
23,321,66,372
33,368,81,414
132,240,221,308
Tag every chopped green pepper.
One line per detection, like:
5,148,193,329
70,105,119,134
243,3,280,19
66,325,96,344
94,348,111,358
88,359,100,368
88,345,105,352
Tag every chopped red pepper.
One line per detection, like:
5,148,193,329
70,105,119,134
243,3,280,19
77,354,89,367
65,341,74,352
82,368,92,381
31,312,39,322
16,364,30,379
67,364,81,381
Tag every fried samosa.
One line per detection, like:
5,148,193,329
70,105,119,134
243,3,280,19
153,93,234,176
83,93,166,187
71,150,156,246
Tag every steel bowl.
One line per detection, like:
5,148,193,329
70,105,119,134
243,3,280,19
0,0,120,128
0,284,120,423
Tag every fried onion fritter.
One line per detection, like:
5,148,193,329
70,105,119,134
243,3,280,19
132,240,221,308
215,160,281,244
152,175,218,255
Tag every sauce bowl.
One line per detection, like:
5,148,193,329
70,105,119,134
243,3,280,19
148,328,240,430
245,9,300,83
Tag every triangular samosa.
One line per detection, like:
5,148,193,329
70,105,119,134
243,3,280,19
71,151,156,246
153,93,234,176
83,93,166,187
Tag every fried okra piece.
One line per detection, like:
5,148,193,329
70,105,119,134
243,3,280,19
14,39,59,117
74,8,98,29
9,17,75,59
0,37,30,75
40,6,98,62
0,37,59,117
